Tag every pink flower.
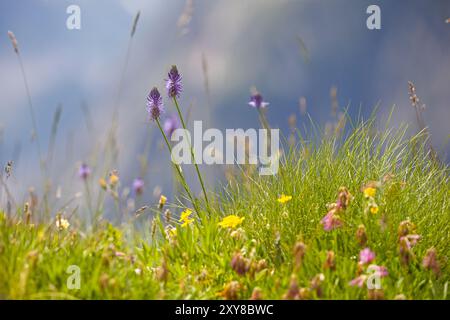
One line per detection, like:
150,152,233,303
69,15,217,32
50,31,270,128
321,211,343,231
406,234,420,247
359,248,376,265
349,275,367,287
422,248,440,276
400,234,420,250
368,264,388,277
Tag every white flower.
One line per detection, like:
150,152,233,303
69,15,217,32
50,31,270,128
56,218,70,230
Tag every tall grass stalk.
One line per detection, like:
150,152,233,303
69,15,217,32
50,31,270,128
172,97,210,212
155,118,200,215
103,11,140,173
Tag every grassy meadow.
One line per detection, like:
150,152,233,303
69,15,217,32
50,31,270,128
1,115,448,299
1,8,449,300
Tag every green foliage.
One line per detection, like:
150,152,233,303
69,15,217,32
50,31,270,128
0,120,448,300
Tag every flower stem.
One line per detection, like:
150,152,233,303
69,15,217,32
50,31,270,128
83,180,94,225
257,107,272,155
172,97,210,211
155,118,199,214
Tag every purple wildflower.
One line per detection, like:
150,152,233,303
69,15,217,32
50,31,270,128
248,93,269,109
163,114,180,138
78,163,91,180
146,87,164,121
321,211,343,231
133,178,145,195
166,65,183,98
359,248,376,265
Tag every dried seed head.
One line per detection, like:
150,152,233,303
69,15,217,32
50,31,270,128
4,161,13,178
250,287,263,300
288,114,297,129
164,209,172,223
336,186,352,210
220,281,240,300
151,218,157,239
299,96,307,115
230,252,250,276
256,259,268,272
134,205,148,217
283,274,299,300
130,11,140,37
23,202,29,214
310,274,325,298
330,85,338,116
398,220,416,238
7,31,18,53
293,241,307,269
356,224,368,246
408,81,420,107
24,202,32,224
324,250,336,270
422,247,440,276
156,258,168,282
177,0,194,35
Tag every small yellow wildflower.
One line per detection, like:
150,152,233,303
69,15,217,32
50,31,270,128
181,219,193,227
109,171,119,187
56,217,70,230
179,209,192,221
158,195,167,209
179,209,194,227
168,227,177,237
369,203,379,214
277,194,293,204
99,178,107,190
363,187,376,198
218,215,245,229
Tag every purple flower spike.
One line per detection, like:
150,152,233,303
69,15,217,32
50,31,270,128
78,163,91,180
248,93,269,109
133,178,145,195
146,87,164,121
166,65,183,98
163,114,180,139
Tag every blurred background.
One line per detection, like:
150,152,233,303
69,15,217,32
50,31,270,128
0,0,449,213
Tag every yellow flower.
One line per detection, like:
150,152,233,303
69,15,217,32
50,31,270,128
369,203,379,214
109,172,119,186
277,194,293,204
181,219,193,227
56,217,70,230
218,215,245,229
99,178,107,190
179,209,194,227
158,195,167,209
179,209,192,222
363,187,376,198
168,227,177,237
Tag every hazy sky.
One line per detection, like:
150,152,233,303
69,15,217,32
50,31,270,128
0,0,449,208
